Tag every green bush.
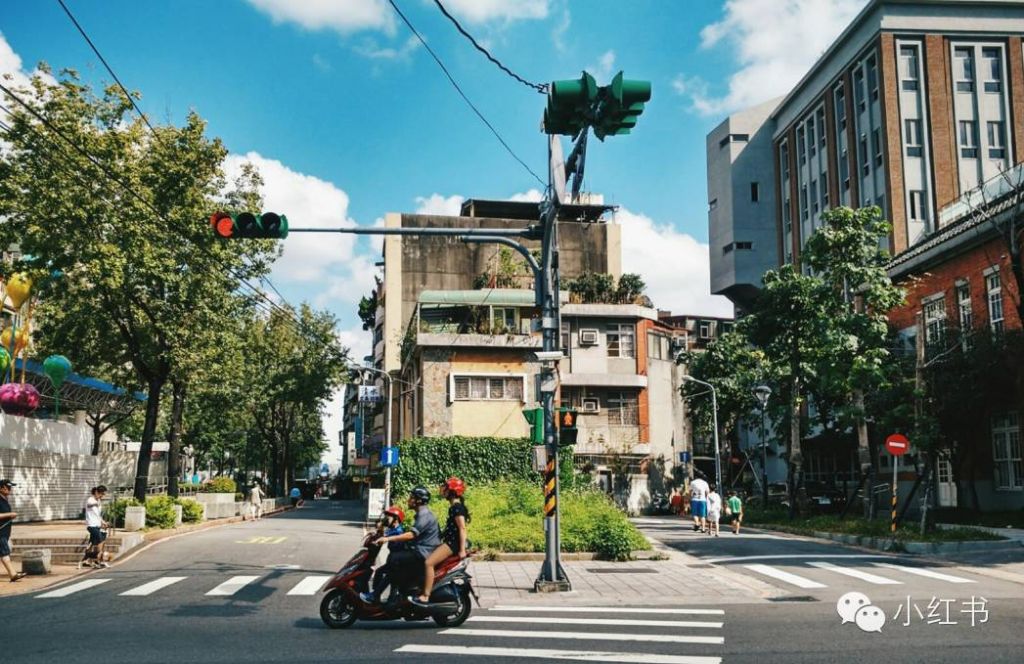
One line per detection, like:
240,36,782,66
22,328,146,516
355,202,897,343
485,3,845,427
176,498,204,523
200,476,237,494
592,519,637,561
144,495,178,529
103,498,141,527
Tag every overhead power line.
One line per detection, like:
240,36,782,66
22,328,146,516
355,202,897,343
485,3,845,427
386,0,546,187
431,0,548,94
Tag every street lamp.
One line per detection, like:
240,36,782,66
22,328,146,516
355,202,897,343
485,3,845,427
753,385,772,506
356,364,394,510
682,375,720,491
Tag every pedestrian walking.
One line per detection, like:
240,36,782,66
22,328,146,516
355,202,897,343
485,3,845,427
707,484,722,537
0,479,27,582
248,482,264,521
726,490,744,535
689,475,710,533
669,487,682,515
81,485,111,568
289,486,303,508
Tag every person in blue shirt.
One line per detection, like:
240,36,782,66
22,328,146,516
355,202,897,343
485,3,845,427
360,505,407,604
289,486,303,508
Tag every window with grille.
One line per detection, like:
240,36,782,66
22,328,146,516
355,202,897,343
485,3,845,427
608,392,640,425
452,375,525,402
992,412,1022,490
957,281,972,348
987,272,1004,333
923,296,947,350
606,324,635,358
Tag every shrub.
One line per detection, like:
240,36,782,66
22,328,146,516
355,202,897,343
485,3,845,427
200,476,237,494
592,519,637,561
103,498,140,527
177,498,204,523
144,495,178,529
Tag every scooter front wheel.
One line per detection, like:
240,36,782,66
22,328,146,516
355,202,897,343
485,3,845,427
320,588,358,629
432,587,471,628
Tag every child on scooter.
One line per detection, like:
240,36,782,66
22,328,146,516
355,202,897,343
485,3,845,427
360,505,407,604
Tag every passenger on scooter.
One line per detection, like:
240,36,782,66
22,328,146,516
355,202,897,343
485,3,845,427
368,486,440,598
412,477,470,606
358,505,406,604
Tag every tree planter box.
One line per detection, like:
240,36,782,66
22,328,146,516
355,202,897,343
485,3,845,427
194,493,236,505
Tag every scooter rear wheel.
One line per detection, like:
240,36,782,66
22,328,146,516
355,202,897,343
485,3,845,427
432,587,471,628
320,588,358,629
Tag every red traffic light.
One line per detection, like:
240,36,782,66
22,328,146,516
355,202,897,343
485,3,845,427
211,211,233,238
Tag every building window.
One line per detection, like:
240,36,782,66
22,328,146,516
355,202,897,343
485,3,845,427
751,182,760,202
821,171,829,209
988,121,1006,160
872,128,883,167
607,324,635,358
900,45,919,90
923,296,947,350
854,68,865,112
992,412,1022,490
955,46,975,92
957,281,973,335
719,133,750,148
647,332,670,360
867,56,879,101
987,271,1004,333
452,375,525,402
959,121,978,158
492,307,519,332
808,120,817,158
709,198,718,211
860,135,870,176
798,127,807,165
608,392,639,426
839,148,850,190
982,47,1002,92
560,321,570,355
800,185,809,221
905,118,923,157
817,108,826,149
783,196,791,225
699,321,712,339
811,180,819,215
780,141,790,181
835,87,847,130
908,190,927,222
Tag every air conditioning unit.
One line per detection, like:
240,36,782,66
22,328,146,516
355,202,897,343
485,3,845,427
579,329,599,346
581,398,600,414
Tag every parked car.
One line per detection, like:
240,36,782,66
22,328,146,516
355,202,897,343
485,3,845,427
802,481,847,514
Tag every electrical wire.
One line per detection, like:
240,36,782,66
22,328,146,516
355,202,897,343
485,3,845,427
386,0,546,188
431,0,548,94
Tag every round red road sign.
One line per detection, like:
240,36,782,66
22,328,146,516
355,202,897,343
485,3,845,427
885,433,910,456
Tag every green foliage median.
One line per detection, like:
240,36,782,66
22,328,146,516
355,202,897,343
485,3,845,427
744,508,1005,543
426,481,649,560
200,476,237,494
104,496,204,528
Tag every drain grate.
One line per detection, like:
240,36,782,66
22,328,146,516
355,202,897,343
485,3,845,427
768,595,819,602
586,568,659,574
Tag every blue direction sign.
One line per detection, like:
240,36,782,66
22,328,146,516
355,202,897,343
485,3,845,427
679,451,691,464
380,447,400,467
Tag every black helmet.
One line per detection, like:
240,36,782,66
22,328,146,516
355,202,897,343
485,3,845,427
410,486,431,504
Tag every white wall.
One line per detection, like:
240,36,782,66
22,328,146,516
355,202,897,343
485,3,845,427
0,412,92,455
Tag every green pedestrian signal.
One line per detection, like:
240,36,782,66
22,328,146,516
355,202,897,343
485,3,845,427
557,408,579,447
211,211,289,239
522,407,545,445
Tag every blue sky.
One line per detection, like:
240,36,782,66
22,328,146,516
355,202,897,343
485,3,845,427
2,0,867,449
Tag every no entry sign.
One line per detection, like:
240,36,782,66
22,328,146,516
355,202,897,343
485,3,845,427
885,433,910,456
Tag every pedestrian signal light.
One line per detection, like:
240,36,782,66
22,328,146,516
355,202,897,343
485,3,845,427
210,211,289,239
557,408,579,447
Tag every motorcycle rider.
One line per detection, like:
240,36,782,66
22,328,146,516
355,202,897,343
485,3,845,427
413,477,469,606
368,486,440,599
358,504,407,604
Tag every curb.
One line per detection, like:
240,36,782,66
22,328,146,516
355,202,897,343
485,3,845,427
482,549,664,562
752,523,1020,554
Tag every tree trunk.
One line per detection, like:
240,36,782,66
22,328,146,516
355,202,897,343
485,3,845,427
788,378,803,519
854,389,874,520
91,416,103,456
133,376,165,502
166,381,186,498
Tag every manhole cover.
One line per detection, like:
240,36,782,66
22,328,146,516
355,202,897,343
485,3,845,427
768,595,818,602
586,568,659,574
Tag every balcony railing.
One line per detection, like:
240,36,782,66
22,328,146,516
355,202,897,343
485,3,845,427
938,162,1024,227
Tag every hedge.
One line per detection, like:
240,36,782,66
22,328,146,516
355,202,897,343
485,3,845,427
200,476,237,494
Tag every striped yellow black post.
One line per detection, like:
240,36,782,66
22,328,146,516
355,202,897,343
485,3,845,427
543,455,557,517
891,478,898,533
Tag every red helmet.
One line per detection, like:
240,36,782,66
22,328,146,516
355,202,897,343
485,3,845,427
442,477,465,497
383,505,405,523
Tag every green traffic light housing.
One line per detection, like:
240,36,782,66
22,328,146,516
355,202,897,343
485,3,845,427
594,72,652,141
543,71,597,136
522,407,545,444
542,70,651,140
211,211,289,239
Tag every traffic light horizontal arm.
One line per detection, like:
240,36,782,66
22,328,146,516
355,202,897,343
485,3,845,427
286,226,537,238
458,236,540,277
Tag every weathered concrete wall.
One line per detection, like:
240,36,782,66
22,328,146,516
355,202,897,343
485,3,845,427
0,448,99,521
98,450,167,489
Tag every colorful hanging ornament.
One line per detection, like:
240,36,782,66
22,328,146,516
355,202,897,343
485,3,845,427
0,348,9,376
5,273,32,309
43,355,72,419
0,328,29,356
0,382,40,416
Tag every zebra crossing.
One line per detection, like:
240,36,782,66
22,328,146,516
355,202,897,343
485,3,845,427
396,605,728,664
35,573,332,599
739,560,977,590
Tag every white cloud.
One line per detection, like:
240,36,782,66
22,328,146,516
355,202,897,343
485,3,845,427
676,0,867,116
224,152,358,282
354,35,421,60
0,31,56,92
414,193,465,216
245,0,394,35
586,50,616,83
311,54,331,72
441,0,549,24
551,8,571,52
509,189,543,202
616,208,734,318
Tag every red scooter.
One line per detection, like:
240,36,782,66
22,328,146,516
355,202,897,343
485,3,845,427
319,531,477,629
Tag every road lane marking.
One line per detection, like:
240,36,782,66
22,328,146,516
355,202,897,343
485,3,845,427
206,575,260,596
120,577,187,596
873,563,975,584
744,564,826,589
286,575,332,596
441,628,724,645
236,536,287,544
706,554,893,564
468,616,722,629
396,644,721,663
808,561,902,585
490,605,725,615
37,578,111,598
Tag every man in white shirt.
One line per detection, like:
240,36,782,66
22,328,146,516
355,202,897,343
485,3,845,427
248,482,264,521
689,475,710,534
81,486,110,568
707,485,722,537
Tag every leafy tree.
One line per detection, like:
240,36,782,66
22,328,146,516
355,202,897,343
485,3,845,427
358,291,378,331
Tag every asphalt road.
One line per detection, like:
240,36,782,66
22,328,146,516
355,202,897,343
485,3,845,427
4,504,1023,663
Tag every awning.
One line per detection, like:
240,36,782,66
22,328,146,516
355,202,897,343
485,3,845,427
418,289,569,306
12,358,146,413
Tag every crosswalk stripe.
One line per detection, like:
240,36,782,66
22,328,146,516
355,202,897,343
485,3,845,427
36,578,111,598
441,628,724,645
490,605,725,616
119,577,187,596
744,564,826,589
873,563,975,584
286,575,332,596
396,644,721,664
206,575,260,596
468,616,723,629
808,561,902,585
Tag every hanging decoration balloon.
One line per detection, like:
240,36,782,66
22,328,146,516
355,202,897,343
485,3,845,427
0,328,29,357
0,383,40,416
0,348,9,377
43,355,72,419
1,273,33,385
5,273,32,308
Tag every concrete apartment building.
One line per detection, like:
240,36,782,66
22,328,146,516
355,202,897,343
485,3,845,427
708,0,1024,509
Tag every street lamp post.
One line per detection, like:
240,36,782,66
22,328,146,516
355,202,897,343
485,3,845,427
753,385,772,506
683,376,720,491
357,365,395,509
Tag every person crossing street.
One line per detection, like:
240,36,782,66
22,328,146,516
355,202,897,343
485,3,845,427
0,479,26,582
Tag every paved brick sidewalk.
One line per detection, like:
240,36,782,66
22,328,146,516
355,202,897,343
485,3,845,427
470,548,783,606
